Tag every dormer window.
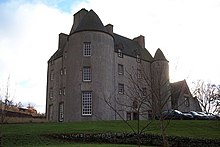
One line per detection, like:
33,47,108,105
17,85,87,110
136,55,140,63
118,49,123,58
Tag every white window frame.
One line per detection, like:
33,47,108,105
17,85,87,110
118,83,124,94
82,91,92,116
83,42,91,56
83,67,91,82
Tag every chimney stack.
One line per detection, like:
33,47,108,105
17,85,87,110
105,24,113,35
133,35,145,48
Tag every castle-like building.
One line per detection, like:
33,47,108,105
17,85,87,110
46,8,201,122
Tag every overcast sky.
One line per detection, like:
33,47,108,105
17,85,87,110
0,0,220,113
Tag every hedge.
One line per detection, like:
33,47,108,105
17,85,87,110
45,133,220,147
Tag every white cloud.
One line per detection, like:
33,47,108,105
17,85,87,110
0,1,72,113
1,0,220,113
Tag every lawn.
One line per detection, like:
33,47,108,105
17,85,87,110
1,120,220,146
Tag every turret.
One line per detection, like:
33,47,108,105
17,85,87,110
151,48,171,114
65,9,115,121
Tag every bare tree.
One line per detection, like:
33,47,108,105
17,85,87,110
192,80,220,114
104,62,172,147
0,76,14,147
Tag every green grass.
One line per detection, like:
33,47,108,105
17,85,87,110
33,143,150,147
1,120,220,146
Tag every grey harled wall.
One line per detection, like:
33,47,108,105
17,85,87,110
64,31,115,121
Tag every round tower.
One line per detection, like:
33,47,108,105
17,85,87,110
64,9,115,121
151,48,171,114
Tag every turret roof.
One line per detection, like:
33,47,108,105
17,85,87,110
74,10,108,34
153,48,168,61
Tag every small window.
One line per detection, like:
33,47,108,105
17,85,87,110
82,91,92,116
63,87,66,96
63,67,66,75
184,97,189,107
118,49,123,58
137,69,141,79
50,60,54,65
142,87,147,97
60,69,63,75
118,83,124,94
84,42,91,56
118,64,124,75
136,55,141,63
49,88,53,99
59,88,62,95
59,102,64,122
48,104,53,121
127,112,131,120
133,101,138,109
64,51,67,59
83,67,91,82
50,70,54,80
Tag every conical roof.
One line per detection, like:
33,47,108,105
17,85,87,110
74,10,108,34
153,48,168,61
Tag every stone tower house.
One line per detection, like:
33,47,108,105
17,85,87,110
46,8,201,122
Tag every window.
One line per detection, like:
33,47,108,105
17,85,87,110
60,69,63,75
82,91,92,115
59,88,62,95
48,104,53,121
50,60,54,65
118,49,123,58
184,97,189,107
142,87,147,97
49,88,53,99
133,101,138,109
50,70,54,80
137,69,141,79
118,83,124,94
126,112,131,120
83,67,91,81
63,87,66,96
63,67,66,75
118,64,124,75
59,102,64,122
64,51,67,59
136,55,141,63
84,42,91,56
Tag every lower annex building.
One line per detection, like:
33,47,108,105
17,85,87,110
46,8,201,122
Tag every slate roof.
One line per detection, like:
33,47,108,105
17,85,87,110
114,33,153,62
74,10,109,34
48,49,63,62
171,80,186,100
154,48,168,61
49,9,154,62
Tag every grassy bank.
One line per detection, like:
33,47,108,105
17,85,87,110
1,120,220,146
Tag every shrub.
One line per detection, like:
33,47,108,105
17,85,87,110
45,133,220,147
